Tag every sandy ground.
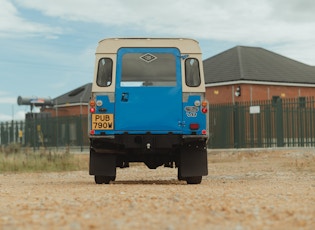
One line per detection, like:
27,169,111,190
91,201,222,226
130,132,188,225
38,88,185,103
0,148,315,230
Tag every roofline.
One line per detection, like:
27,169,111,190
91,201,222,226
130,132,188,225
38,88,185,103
99,37,199,43
206,80,315,88
203,45,315,67
53,103,89,108
53,83,92,101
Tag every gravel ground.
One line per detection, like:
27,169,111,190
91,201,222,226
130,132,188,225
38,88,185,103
1,148,315,230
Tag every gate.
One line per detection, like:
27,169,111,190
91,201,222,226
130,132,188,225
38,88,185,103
208,97,315,148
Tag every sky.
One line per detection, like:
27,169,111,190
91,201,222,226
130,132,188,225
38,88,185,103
1,0,315,121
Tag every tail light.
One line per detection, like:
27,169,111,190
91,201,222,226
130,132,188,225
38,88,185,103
201,100,208,113
89,100,96,107
89,99,96,113
190,123,200,130
89,99,95,134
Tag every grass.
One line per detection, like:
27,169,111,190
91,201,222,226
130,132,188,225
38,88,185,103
0,144,88,173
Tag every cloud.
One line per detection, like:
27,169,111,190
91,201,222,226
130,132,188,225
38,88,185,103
269,0,315,22
14,110,27,120
0,97,16,104
13,0,315,44
272,40,315,65
3,0,315,65
0,110,26,121
0,113,13,121
0,91,25,121
0,0,62,37
0,91,17,104
0,90,37,121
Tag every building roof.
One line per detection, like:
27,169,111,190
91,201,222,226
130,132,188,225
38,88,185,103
53,83,92,106
203,46,315,85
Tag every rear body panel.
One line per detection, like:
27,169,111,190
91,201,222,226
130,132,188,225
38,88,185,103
115,48,182,134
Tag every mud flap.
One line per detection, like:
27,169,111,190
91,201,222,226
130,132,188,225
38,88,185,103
179,141,208,177
89,150,116,176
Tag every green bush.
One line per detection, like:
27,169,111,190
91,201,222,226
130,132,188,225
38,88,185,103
0,146,86,173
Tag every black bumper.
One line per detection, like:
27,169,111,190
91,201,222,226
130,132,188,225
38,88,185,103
90,133,207,153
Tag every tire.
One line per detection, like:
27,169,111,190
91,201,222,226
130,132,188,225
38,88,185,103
95,176,116,184
186,176,202,184
177,167,184,181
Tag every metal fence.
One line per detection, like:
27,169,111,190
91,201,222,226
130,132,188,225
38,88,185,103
208,97,315,148
1,97,315,150
0,115,89,151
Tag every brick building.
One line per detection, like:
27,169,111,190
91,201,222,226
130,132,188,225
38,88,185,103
203,46,315,104
41,83,91,116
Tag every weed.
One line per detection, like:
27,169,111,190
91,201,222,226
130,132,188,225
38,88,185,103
0,146,87,173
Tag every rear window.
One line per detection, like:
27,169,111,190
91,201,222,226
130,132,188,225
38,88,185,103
97,58,113,87
185,58,201,87
121,53,176,87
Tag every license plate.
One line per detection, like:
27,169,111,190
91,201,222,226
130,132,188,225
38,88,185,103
92,114,114,130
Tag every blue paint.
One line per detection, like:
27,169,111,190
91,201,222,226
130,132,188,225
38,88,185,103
92,48,207,136
182,95,207,135
114,48,183,134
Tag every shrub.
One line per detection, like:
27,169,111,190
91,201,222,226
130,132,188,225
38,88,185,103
0,147,87,173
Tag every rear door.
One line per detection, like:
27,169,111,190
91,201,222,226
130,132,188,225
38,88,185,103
115,47,182,134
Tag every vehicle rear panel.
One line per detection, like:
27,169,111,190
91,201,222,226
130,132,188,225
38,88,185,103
115,47,182,134
89,38,208,138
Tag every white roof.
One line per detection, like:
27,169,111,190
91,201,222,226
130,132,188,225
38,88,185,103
96,38,201,54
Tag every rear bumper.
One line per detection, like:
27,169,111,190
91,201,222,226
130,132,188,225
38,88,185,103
90,134,207,153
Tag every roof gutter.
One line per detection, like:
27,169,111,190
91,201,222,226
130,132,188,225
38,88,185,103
206,80,315,88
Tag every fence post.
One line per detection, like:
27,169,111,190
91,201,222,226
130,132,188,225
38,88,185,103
276,98,284,147
250,113,254,148
233,103,239,148
310,97,314,146
298,98,305,146
79,115,83,152
0,122,4,145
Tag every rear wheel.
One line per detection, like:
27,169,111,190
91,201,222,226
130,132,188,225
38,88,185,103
177,167,184,181
178,140,208,184
185,176,202,184
95,176,116,184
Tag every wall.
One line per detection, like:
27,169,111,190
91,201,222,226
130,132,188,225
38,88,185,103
206,83,315,104
42,105,89,117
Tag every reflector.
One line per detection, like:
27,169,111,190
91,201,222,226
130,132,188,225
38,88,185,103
189,123,199,130
194,100,201,106
96,100,103,106
90,100,96,107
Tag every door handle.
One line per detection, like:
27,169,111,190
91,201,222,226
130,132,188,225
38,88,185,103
121,92,129,102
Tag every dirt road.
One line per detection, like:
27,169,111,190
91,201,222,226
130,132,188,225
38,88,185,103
1,149,315,229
